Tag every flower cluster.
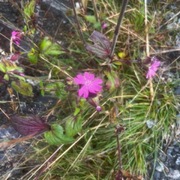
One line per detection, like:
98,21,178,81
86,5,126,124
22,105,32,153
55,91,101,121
74,72,103,99
146,57,161,79
11,31,22,45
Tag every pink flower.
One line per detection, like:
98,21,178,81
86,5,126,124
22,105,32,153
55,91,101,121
102,22,108,29
11,31,22,45
74,72,103,98
96,106,102,112
9,52,21,62
146,57,161,79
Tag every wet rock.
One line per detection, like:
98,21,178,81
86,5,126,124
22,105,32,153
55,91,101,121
149,142,180,180
167,169,180,180
41,0,72,17
19,95,58,114
0,125,30,178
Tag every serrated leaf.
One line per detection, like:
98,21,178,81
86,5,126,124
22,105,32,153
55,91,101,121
65,116,82,137
11,80,33,97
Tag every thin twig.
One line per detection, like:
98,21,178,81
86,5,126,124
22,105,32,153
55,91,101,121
115,125,124,180
144,0,153,100
0,134,35,149
144,0,149,56
71,0,86,45
0,108,10,120
110,0,129,57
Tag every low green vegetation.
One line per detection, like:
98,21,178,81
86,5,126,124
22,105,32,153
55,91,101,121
0,0,179,179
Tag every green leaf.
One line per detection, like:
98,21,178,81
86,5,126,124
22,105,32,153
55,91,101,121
39,37,52,51
44,130,62,145
105,71,120,91
28,48,39,64
65,116,82,137
4,74,9,81
93,22,101,29
44,124,74,145
40,37,64,56
0,60,23,73
11,80,33,97
0,61,6,73
39,81,45,96
85,15,97,24
24,0,36,19
45,47,64,56
44,82,67,98
73,107,81,116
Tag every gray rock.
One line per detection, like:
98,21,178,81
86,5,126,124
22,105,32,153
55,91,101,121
175,156,180,166
175,86,180,95
167,169,180,179
155,162,165,172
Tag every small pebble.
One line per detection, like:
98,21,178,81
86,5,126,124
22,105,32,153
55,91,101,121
175,157,180,166
168,169,180,179
155,163,165,172
159,152,167,162
167,147,174,157
173,145,180,153
146,120,156,129
153,171,162,180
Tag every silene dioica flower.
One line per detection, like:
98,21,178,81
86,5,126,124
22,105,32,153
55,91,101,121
11,30,22,45
74,72,103,99
146,57,161,79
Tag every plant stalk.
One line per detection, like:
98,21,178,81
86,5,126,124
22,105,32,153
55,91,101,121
110,0,129,58
92,0,99,22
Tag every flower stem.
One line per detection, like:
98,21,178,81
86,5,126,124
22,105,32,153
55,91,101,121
110,0,129,58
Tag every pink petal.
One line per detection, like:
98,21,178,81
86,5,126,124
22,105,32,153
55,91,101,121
89,83,102,93
93,78,103,85
78,86,89,98
74,74,85,85
84,72,95,80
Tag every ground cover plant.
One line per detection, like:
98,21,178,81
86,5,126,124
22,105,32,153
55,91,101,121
0,0,179,179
